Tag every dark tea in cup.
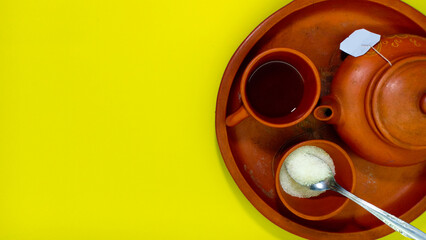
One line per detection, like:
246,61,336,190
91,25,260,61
226,48,320,128
246,61,304,118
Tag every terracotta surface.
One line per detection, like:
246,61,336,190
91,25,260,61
275,140,356,221
226,48,320,128
314,34,426,166
215,0,426,239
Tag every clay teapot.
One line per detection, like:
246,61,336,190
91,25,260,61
314,34,426,166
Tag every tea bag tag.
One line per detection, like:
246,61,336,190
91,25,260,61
340,29,380,57
340,29,392,66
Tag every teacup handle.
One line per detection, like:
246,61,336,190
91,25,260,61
225,106,249,127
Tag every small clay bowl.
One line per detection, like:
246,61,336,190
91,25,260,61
275,140,356,221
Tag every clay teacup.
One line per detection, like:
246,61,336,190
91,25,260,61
226,48,320,128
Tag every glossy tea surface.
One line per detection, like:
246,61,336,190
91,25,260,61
246,61,304,118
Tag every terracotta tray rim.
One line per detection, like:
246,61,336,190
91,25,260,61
215,0,426,238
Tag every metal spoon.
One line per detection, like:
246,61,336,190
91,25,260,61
309,176,426,240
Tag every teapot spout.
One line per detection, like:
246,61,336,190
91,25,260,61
314,96,341,125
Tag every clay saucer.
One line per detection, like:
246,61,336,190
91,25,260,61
216,0,426,239
275,140,356,221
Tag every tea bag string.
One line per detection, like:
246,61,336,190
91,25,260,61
362,44,392,66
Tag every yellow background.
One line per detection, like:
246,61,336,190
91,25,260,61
0,0,424,239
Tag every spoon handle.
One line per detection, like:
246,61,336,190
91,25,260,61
331,182,426,240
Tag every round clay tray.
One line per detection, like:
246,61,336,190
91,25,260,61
215,0,426,239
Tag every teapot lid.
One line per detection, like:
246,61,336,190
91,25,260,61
369,55,426,150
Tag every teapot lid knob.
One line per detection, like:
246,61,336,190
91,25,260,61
421,93,426,114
